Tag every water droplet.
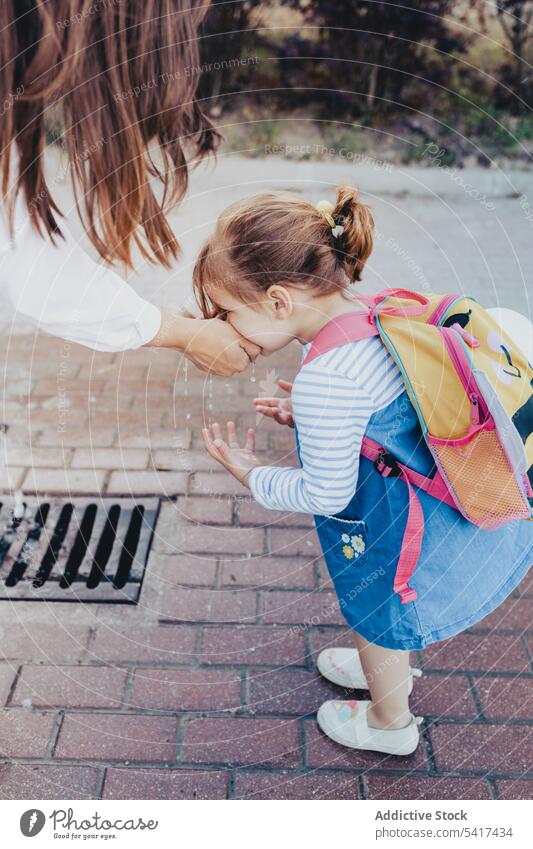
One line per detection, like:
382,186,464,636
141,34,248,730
250,362,257,383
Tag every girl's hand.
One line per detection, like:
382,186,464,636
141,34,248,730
253,378,294,428
202,421,261,486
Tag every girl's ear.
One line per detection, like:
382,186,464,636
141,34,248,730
267,285,293,318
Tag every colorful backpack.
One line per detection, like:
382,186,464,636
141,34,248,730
302,287,533,604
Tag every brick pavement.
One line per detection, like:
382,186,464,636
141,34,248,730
0,332,532,800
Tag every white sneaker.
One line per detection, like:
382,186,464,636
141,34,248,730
317,647,422,694
317,699,423,756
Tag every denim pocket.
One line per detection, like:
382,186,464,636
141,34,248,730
314,514,369,570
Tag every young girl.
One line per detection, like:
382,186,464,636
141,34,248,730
193,186,533,756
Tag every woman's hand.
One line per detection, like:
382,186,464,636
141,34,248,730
253,378,294,427
146,309,260,376
202,421,261,486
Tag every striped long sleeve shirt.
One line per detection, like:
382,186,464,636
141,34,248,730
248,336,406,515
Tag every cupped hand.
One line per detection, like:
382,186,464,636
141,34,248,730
185,316,261,377
147,309,260,376
253,378,294,427
202,421,261,485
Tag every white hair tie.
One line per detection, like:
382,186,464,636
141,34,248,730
316,200,344,238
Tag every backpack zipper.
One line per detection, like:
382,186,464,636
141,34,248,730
440,327,489,424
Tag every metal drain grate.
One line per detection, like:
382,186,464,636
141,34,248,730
0,497,160,603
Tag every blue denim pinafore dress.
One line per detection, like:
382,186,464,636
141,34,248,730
298,388,533,651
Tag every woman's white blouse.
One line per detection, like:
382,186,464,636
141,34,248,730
0,187,161,352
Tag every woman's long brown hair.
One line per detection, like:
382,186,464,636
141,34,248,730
0,1,220,267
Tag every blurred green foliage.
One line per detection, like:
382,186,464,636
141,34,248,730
196,1,533,162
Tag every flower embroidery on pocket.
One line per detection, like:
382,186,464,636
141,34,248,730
341,532,366,560
351,534,366,553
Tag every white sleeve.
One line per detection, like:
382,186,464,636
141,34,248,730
0,213,161,352
248,363,375,515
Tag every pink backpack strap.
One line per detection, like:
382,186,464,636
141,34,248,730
361,435,457,604
301,288,431,368
302,310,378,367
360,436,422,603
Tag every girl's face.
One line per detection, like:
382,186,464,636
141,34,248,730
207,287,296,356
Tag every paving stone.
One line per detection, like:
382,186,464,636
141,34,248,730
472,675,533,720
0,665,17,706
234,770,361,799
410,673,478,719
106,470,187,495
0,764,100,800
0,624,91,662
261,591,345,626
365,775,491,799
316,558,334,588
90,410,165,428
191,473,249,497
11,665,128,709
181,716,301,768
116,430,192,449
174,496,233,525
0,466,26,489
22,467,106,494
422,634,530,674
472,596,532,631
54,713,178,762
88,626,198,664
169,524,264,555
270,528,322,557
129,668,241,711
151,450,219,473
516,570,533,596
37,429,115,447
430,723,533,774
494,780,533,800
199,626,307,667
4,446,72,468
0,709,56,758
103,767,229,799
158,588,258,624
220,556,316,589
149,553,217,588
237,500,314,528
71,448,149,470
33,379,107,395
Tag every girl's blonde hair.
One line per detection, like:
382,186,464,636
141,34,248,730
193,185,374,316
